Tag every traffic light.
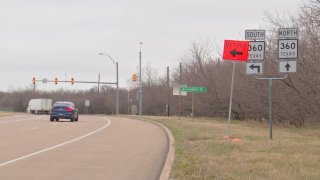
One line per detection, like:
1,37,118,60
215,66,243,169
132,73,137,82
32,77,36,85
71,78,74,85
54,78,58,85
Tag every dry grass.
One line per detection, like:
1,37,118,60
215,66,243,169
135,116,320,180
0,111,13,117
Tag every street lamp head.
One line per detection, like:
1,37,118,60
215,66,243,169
98,52,116,64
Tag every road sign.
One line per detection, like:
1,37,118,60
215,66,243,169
245,30,266,40
180,87,207,92
279,61,296,73
248,41,265,61
246,62,263,74
42,78,48,83
278,39,298,59
223,40,249,61
173,85,187,96
85,100,90,107
278,28,299,39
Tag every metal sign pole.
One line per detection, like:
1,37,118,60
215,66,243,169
192,92,194,120
256,74,287,140
269,79,273,140
178,90,181,120
227,61,236,137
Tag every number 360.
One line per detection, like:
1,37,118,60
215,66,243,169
280,42,296,49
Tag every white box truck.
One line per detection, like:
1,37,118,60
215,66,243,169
27,99,52,115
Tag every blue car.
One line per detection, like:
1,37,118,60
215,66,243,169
50,101,79,122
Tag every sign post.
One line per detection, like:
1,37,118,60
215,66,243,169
180,86,207,119
255,75,287,140
173,85,187,119
85,100,90,114
248,28,298,140
223,40,249,138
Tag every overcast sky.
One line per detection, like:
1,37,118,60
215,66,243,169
0,0,302,91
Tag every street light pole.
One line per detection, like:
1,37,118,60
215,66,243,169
98,53,119,115
139,42,143,115
116,61,119,114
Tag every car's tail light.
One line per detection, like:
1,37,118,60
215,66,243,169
65,107,74,112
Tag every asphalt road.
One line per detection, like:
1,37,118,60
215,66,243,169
0,114,169,180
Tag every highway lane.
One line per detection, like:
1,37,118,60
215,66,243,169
0,115,169,180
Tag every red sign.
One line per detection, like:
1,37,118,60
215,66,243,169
223,40,249,61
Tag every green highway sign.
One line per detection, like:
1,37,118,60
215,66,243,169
180,87,207,92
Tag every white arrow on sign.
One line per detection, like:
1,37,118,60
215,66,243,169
246,62,263,74
279,61,296,73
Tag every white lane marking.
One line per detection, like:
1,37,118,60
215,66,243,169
0,117,111,167
0,116,43,125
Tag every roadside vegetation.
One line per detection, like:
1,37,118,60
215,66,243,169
136,115,320,180
0,111,16,117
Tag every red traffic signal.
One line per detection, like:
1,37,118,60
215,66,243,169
54,78,58,85
32,77,36,85
71,78,74,85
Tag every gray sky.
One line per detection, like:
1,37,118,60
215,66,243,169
0,0,302,91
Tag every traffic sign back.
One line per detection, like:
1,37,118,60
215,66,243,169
223,40,249,61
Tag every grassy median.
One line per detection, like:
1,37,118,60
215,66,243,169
134,116,320,180
0,111,15,117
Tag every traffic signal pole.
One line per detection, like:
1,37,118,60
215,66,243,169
33,78,117,85
139,42,143,116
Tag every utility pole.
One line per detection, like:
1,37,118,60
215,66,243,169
139,42,143,115
167,66,170,117
178,63,182,119
116,62,119,114
98,73,100,94
128,89,130,115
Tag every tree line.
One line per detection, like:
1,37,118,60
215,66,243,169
1,1,319,127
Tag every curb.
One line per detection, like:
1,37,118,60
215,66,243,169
150,120,175,180
123,116,175,180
